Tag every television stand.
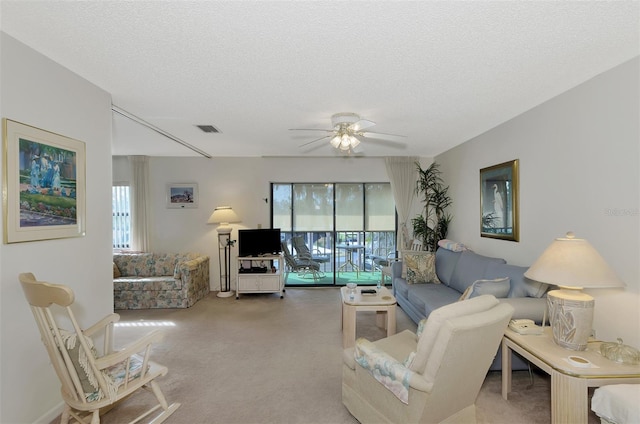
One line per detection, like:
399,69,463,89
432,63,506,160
236,255,284,299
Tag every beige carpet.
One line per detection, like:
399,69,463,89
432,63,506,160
69,288,600,424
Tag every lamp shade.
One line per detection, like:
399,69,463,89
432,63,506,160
207,206,240,226
524,232,625,289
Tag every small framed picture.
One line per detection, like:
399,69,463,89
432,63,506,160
167,183,198,209
480,159,519,241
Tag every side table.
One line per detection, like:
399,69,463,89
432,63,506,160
340,286,397,348
501,327,640,424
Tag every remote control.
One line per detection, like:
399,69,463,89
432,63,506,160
361,289,377,294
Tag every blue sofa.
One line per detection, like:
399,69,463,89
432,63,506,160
391,248,550,370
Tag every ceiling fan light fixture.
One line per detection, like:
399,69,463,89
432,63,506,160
339,134,352,150
294,112,406,154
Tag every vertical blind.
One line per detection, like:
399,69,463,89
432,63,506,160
112,185,131,249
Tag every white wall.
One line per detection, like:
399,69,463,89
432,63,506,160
113,156,428,291
437,57,640,347
0,33,113,423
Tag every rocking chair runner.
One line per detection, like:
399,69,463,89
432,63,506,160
19,272,180,424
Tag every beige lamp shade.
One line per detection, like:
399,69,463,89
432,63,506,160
524,232,625,289
525,232,625,350
207,206,240,234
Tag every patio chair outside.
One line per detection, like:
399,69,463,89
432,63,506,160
292,235,331,270
281,241,325,282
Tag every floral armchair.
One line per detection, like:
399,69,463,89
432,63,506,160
342,295,513,423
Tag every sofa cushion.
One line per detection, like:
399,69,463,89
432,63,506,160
448,250,506,294
408,284,462,317
114,253,154,277
484,261,549,298
113,276,182,291
468,277,511,299
113,262,121,278
435,248,461,286
151,253,180,277
402,251,440,284
393,277,410,300
407,286,427,311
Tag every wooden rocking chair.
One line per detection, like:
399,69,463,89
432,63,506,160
19,272,180,424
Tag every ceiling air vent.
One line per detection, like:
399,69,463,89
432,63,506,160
196,124,220,133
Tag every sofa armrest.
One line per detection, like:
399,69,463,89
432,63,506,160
175,255,209,280
498,297,547,324
391,261,403,278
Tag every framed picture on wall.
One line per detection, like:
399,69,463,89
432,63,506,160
167,183,198,208
480,159,519,241
2,118,86,243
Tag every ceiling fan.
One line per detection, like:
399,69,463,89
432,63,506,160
290,112,406,154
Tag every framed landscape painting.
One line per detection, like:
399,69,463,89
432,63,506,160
167,183,198,208
3,119,86,243
480,159,519,241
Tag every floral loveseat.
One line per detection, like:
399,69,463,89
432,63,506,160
113,252,210,309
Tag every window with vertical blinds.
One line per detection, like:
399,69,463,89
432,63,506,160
112,185,131,249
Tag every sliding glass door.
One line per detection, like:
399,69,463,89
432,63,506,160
273,182,395,286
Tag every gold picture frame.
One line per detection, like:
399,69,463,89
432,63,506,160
480,159,519,241
3,119,86,243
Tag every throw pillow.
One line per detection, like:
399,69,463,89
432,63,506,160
113,262,121,278
59,329,100,396
463,277,511,300
402,251,440,284
484,261,550,298
437,239,468,252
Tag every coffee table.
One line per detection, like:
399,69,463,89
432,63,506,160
340,286,397,348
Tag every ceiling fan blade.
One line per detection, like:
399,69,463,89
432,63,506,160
289,128,334,132
350,119,376,132
298,134,332,148
361,131,407,143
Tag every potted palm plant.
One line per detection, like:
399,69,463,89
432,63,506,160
411,162,453,252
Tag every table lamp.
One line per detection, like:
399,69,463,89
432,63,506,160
207,206,241,297
524,232,625,350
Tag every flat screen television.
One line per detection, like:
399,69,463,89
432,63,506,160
238,228,282,257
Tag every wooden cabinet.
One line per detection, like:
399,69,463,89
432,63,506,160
236,255,284,299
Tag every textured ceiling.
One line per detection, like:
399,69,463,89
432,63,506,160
2,1,638,157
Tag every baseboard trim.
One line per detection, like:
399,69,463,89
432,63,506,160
33,401,63,424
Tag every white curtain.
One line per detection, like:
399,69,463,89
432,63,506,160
130,155,151,251
385,157,418,251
